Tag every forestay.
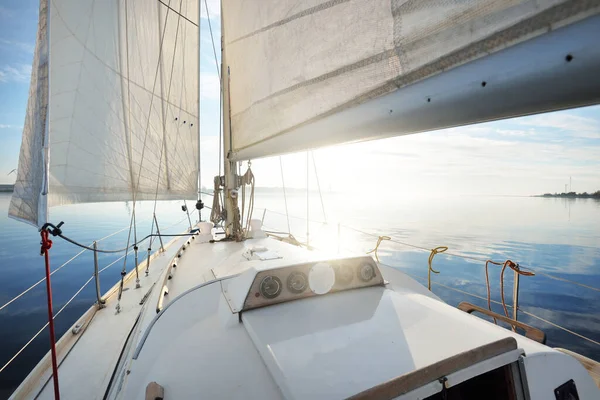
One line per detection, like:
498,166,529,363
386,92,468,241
223,0,600,161
10,0,199,227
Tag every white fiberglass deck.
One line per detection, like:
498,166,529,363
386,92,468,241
117,234,600,399
17,230,600,399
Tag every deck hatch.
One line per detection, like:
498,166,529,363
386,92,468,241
348,337,518,399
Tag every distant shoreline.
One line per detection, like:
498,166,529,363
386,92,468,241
534,190,600,199
0,184,14,193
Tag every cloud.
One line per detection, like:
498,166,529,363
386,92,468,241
0,39,34,54
519,113,599,139
245,114,600,196
495,129,533,137
0,124,22,129
0,64,31,83
200,74,219,100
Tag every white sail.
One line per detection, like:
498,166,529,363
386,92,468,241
10,0,199,227
223,0,600,161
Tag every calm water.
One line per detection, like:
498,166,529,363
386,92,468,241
0,192,599,397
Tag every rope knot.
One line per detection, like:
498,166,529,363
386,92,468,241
40,230,53,255
367,236,390,263
427,246,448,290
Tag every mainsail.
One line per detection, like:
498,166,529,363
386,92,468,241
223,0,600,161
10,0,199,227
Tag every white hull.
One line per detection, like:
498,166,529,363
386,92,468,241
11,228,600,399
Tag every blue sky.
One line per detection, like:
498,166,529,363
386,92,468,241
1,0,599,195
0,0,38,181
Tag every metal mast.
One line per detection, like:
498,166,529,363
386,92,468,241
221,1,237,237
195,0,203,221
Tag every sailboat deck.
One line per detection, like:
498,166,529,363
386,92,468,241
22,234,190,400
15,232,600,399
119,235,598,399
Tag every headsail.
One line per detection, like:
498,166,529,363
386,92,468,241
223,0,600,161
10,0,199,227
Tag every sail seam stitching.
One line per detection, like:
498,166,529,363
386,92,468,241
231,0,600,153
228,0,350,45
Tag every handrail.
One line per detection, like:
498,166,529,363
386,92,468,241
0,218,160,313
457,302,546,344
0,214,192,377
134,276,238,359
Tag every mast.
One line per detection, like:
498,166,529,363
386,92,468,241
197,0,202,221
221,0,236,237
39,0,50,227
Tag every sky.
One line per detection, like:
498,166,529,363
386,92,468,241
1,0,599,197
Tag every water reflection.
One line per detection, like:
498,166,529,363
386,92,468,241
0,193,599,397
261,193,600,362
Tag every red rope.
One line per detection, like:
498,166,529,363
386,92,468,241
40,230,60,400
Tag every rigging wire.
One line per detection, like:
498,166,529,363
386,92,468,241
343,224,600,293
306,152,309,247
204,0,221,81
0,275,96,375
99,250,133,275
519,309,600,347
0,215,191,373
151,0,184,224
0,248,86,313
257,207,600,295
133,207,140,288
385,265,600,348
279,157,292,237
118,0,183,311
119,0,138,309
0,217,159,313
310,151,327,223
204,0,225,217
47,227,193,254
